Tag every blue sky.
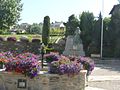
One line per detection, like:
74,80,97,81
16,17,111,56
19,0,119,24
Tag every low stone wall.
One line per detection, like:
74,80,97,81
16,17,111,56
0,41,41,54
0,70,87,90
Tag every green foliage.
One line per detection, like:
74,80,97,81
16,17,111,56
49,36,63,43
79,12,94,56
0,0,22,30
90,13,102,54
42,16,50,45
0,30,4,34
50,28,65,35
29,23,42,34
65,14,79,37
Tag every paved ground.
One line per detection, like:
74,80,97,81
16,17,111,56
86,60,120,90
87,80,120,90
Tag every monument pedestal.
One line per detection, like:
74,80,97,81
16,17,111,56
63,49,85,56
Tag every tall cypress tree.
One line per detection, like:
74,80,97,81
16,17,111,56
42,16,50,45
80,12,94,56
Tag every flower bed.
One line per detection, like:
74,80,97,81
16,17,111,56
0,52,89,90
0,52,13,69
78,56,94,75
0,51,94,79
5,53,41,78
45,52,95,76
0,52,41,78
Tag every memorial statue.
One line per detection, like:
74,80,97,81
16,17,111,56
63,27,85,56
73,27,82,50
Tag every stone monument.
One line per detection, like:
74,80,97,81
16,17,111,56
63,27,85,56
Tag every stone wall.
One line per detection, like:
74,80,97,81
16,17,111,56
0,70,87,90
0,41,41,55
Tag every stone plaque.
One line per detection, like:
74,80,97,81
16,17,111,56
17,79,27,88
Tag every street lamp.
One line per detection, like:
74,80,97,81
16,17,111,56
100,0,104,59
41,43,45,68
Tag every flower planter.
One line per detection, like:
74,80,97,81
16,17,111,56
0,70,87,90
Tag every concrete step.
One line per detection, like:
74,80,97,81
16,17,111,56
93,58,120,65
85,87,106,90
88,76,120,81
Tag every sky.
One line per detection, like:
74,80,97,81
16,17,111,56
19,0,119,24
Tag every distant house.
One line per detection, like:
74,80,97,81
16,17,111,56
9,23,30,34
19,23,30,30
51,22,65,30
9,28,26,34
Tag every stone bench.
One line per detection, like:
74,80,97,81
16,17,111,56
0,70,87,90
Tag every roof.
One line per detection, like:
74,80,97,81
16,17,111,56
109,4,120,14
51,22,65,28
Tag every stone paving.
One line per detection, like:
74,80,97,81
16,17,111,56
85,86,106,90
86,60,120,90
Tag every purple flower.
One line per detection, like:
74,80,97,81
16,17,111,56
5,52,41,78
48,55,94,76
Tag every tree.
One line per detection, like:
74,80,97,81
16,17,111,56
90,13,102,54
0,0,22,30
42,16,50,45
79,12,94,56
65,14,79,37
30,23,42,34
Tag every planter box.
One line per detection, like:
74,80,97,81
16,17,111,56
0,70,87,90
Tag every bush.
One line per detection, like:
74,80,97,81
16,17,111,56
0,30,4,34
32,38,41,43
7,37,17,42
0,37,4,41
20,36,29,42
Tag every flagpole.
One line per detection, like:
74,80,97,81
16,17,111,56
100,0,104,59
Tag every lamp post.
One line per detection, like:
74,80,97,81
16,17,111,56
100,0,104,59
41,43,45,68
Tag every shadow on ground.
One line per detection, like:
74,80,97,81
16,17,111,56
92,58,120,75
